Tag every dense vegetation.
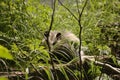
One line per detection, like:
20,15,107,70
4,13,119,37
0,0,120,80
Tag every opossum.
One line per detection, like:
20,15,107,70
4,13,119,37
45,30,79,44
41,30,85,62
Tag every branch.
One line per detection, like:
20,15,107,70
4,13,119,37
47,0,56,51
76,0,88,80
46,0,57,79
58,0,88,79
58,0,78,21
94,61,120,74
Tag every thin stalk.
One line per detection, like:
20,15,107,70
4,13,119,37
76,0,88,80
58,0,88,79
46,0,57,80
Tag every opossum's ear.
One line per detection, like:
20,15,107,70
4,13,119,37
56,32,61,40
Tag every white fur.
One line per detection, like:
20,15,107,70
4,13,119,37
62,31,79,42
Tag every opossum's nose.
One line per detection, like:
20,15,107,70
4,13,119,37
53,42,56,45
52,41,57,45
52,39,58,45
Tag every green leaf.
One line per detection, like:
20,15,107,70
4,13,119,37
0,77,8,80
0,45,13,60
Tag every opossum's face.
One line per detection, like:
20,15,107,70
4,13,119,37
45,31,61,45
41,31,62,49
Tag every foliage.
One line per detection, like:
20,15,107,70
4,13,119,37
0,0,120,80
0,77,8,80
0,45,13,60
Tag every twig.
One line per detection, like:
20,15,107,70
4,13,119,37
76,0,88,80
94,61,120,74
58,0,88,79
46,0,57,79
58,0,78,21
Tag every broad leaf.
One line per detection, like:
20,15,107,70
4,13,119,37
0,45,13,60
0,77,8,80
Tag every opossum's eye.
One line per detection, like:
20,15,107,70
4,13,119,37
52,33,61,45
56,32,61,40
